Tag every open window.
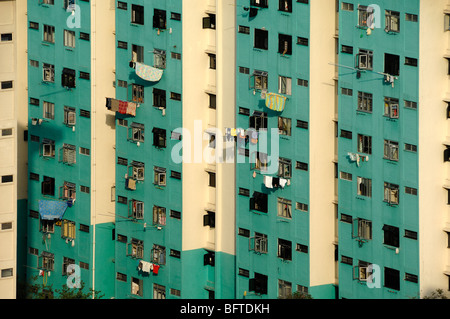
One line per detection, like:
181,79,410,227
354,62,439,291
277,198,292,219
129,123,145,143
153,88,166,109
130,161,145,181
384,182,399,205
129,200,144,220
153,9,166,29
61,68,76,88
278,34,292,55
278,76,292,95
127,238,144,258
43,63,55,82
203,250,215,266
152,244,166,265
250,191,268,213
132,44,144,63
383,224,399,247
60,181,76,201
40,219,55,233
38,252,54,271
41,139,55,158
384,267,400,290
250,152,268,172
279,0,292,12
152,128,166,148
357,176,372,197
385,10,400,33
250,0,268,8
249,273,268,295
41,176,55,196
131,84,144,103
357,91,373,112
202,13,216,29
357,134,372,154
153,49,166,69
384,53,400,76
278,280,292,299
131,277,143,297
249,70,268,91
358,5,374,28
384,140,399,161
131,4,144,25
249,232,268,253
203,211,215,228
353,261,372,282
62,257,75,276
278,117,292,135
356,49,373,70
277,238,292,261
153,206,166,226
384,97,399,119
63,106,76,126
153,166,166,186
249,110,268,130
352,218,372,241
278,157,292,178
254,28,268,50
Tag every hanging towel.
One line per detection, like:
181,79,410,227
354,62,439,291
110,99,120,112
140,261,152,273
135,62,164,82
279,178,287,188
127,102,137,116
265,92,287,112
118,101,128,114
152,264,160,275
264,176,273,189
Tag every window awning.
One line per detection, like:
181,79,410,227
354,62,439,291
135,62,163,82
38,200,68,220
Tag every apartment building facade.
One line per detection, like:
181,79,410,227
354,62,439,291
336,0,450,299
0,0,27,299
25,0,116,298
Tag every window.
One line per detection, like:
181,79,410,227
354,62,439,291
277,238,292,261
278,280,292,299
385,10,400,33
297,79,308,87
64,0,75,9
60,182,76,201
384,97,399,118
80,109,90,118
64,30,75,48
1,81,12,90
153,9,167,29
170,92,181,101
129,200,144,220
340,172,352,181
152,128,166,148
297,120,308,129
40,219,55,233
132,44,144,63
278,158,292,178
250,152,268,172
277,198,292,219
405,13,418,22
132,84,144,103
357,91,373,112
127,239,144,259
61,144,76,165
62,257,75,276
254,29,268,50
384,182,399,205
341,45,353,54
357,134,372,154
239,25,250,34
357,177,372,197
405,273,418,283
153,166,166,186
404,230,418,240
208,171,216,187
170,210,181,219
340,214,353,223
341,255,353,265
405,187,417,196
340,130,352,139
1,222,12,230
43,63,55,82
154,49,166,69
249,273,268,295
278,76,292,95
250,70,268,91
202,14,216,29
383,224,399,247
153,284,166,299
41,139,55,158
384,267,400,290
203,211,215,228
384,140,399,161
117,1,127,10
356,49,373,70
279,0,292,12
342,2,354,11
354,218,372,240
79,147,90,156
43,101,55,120
405,143,417,153
132,5,144,25
278,34,292,55
62,68,76,88
131,277,143,297
79,32,89,41
358,5,374,28
130,123,145,143
171,51,181,60
296,244,308,253
128,161,144,182
251,0,268,8
41,176,55,196
171,12,181,21
152,244,166,265
250,191,268,213
43,25,55,43
153,206,167,226
1,33,12,42
38,252,54,271
153,88,166,108
208,54,216,70
295,161,308,171
297,37,308,46
64,106,76,126
385,53,400,76
296,202,308,212
405,57,418,67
